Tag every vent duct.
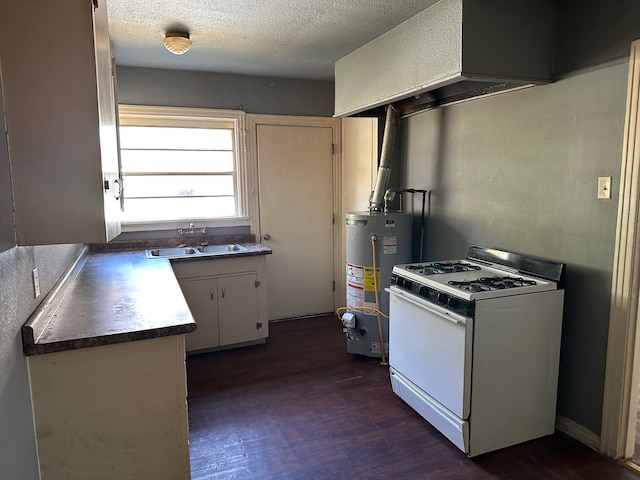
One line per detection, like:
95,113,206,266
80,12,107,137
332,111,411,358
369,104,399,212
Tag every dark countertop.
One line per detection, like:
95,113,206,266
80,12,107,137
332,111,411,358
22,243,272,356
22,248,196,356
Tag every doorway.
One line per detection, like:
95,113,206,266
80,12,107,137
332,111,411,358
248,115,340,321
601,39,640,465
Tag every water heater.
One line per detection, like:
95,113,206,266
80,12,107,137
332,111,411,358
345,211,411,358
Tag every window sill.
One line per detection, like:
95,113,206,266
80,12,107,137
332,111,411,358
121,217,252,233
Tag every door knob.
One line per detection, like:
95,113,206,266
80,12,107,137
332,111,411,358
263,234,271,241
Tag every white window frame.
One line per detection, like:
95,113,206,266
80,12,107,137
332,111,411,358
117,105,256,233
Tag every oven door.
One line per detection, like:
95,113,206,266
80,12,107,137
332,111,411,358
388,285,473,420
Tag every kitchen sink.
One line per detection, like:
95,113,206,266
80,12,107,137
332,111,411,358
197,244,246,254
145,244,248,259
145,247,200,258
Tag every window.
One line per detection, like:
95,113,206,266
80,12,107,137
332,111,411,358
117,106,252,231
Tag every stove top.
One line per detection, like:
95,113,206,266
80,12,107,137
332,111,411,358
391,246,564,301
448,275,538,292
389,246,565,315
392,257,559,301
403,261,481,275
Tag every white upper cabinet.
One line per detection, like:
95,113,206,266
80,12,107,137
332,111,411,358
0,0,121,245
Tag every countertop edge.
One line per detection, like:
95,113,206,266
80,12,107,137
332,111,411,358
23,324,197,356
22,246,90,355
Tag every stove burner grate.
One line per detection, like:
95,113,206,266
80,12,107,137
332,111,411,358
405,261,482,275
448,276,537,291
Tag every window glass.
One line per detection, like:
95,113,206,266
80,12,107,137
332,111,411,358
117,107,248,229
119,126,233,150
123,197,237,222
120,150,234,174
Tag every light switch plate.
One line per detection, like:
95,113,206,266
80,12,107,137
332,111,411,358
598,176,612,199
32,268,40,298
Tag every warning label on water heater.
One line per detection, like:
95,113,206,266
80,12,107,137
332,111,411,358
346,263,380,291
346,263,380,315
383,236,397,255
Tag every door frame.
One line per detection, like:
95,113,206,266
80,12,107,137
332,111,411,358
601,39,640,459
246,114,343,311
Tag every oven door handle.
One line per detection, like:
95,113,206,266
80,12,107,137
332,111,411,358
387,286,470,325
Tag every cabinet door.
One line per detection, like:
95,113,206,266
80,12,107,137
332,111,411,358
28,336,191,479
93,0,122,242
179,279,219,352
0,0,121,245
218,274,260,346
0,63,15,252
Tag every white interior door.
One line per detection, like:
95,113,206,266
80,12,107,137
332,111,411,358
257,122,335,320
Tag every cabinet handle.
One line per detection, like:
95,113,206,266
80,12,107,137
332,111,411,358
257,322,263,329
255,280,261,288
210,289,214,300
263,234,271,241
221,288,225,299
112,179,122,200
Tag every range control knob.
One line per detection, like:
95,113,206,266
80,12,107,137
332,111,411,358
447,296,459,309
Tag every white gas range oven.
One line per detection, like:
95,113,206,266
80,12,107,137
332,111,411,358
387,245,566,457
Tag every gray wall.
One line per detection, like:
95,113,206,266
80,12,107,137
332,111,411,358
555,0,640,76
397,0,640,438
400,60,628,435
0,244,83,479
116,66,335,117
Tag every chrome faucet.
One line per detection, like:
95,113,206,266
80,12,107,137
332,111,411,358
178,223,207,236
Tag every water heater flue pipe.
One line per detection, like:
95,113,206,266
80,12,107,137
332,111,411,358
369,103,400,213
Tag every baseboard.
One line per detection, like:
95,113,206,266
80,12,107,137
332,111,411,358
268,313,335,323
556,415,601,451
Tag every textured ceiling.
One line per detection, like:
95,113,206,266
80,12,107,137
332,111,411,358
107,0,437,80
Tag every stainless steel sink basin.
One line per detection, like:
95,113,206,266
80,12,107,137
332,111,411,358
145,247,199,258
197,244,246,254
146,244,248,258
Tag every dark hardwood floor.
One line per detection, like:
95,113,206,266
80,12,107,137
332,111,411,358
186,315,638,480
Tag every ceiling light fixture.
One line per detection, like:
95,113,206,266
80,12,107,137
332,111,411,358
163,32,192,55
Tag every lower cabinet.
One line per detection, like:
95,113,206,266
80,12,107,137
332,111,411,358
172,255,268,353
177,278,220,351
27,335,191,480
